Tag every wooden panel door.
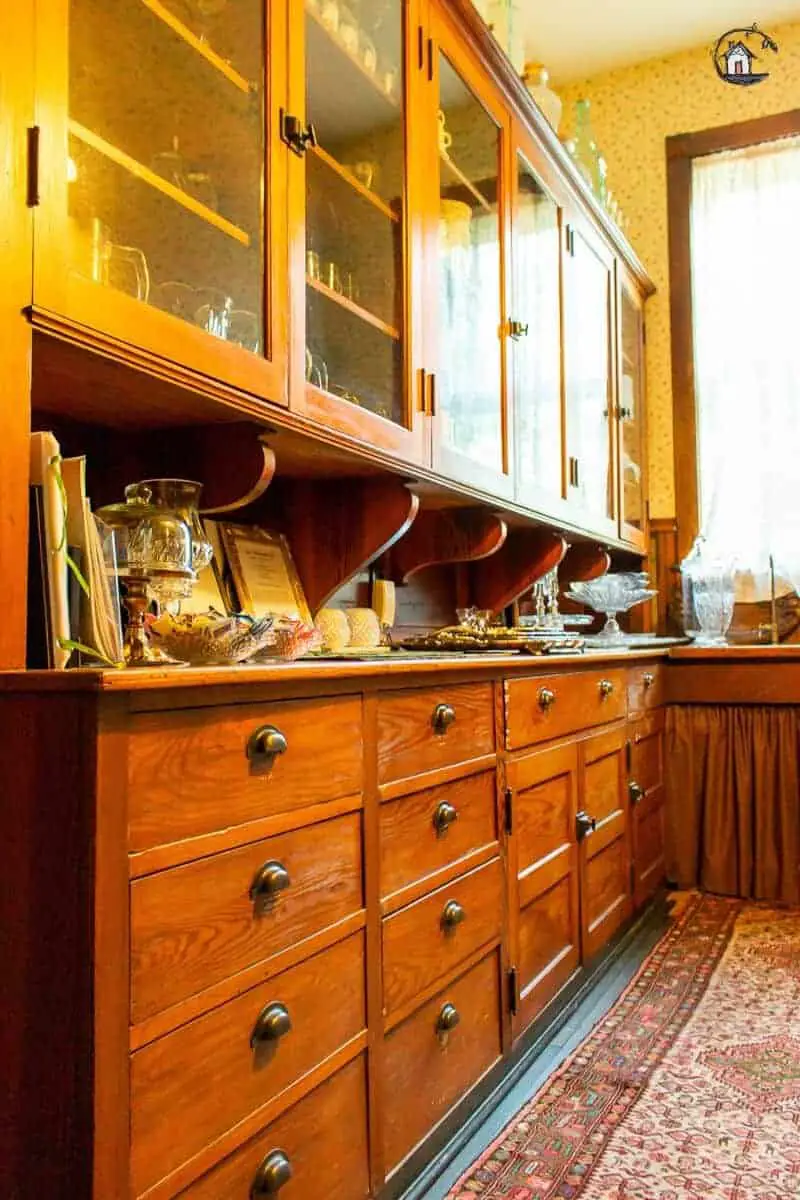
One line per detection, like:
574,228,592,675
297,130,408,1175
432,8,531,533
579,726,632,960
618,268,648,550
291,0,428,462
629,712,666,909
33,0,288,404
507,743,581,1039
563,209,617,541
425,2,514,499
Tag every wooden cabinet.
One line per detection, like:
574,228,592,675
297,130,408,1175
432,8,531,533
617,269,648,549
629,711,666,910
579,726,632,959
33,0,288,401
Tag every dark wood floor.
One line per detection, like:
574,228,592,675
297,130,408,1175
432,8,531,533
422,916,668,1199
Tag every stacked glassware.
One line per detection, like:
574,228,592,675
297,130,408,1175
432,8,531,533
564,572,656,646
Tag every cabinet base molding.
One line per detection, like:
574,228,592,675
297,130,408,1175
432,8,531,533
385,891,670,1200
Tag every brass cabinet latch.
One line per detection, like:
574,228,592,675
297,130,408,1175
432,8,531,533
280,111,318,156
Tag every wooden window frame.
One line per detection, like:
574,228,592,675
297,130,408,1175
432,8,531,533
666,108,800,560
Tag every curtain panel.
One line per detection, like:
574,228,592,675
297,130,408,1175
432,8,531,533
665,706,800,905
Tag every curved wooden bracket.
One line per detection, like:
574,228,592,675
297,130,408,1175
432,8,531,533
388,509,507,583
470,528,568,615
274,478,420,615
560,542,611,587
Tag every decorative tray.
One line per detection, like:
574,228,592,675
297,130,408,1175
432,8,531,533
396,628,585,655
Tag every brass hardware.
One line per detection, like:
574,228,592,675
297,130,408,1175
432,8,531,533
418,367,428,413
508,319,529,340
280,111,317,156
441,899,466,931
27,126,41,207
629,781,644,806
576,811,596,841
252,1149,293,1195
428,36,434,82
504,787,514,835
433,801,459,836
251,1002,292,1048
508,966,519,1016
618,406,633,421
598,678,614,699
250,860,291,901
247,724,288,768
568,456,580,488
432,702,456,734
428,371,437,416
642,672,655,689
436,1003,460,1034
418,24,424,70
537,686,556,711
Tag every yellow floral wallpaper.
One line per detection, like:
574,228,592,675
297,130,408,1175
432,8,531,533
557,20,800,517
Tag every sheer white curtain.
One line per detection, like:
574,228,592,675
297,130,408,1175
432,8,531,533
691,135,800,597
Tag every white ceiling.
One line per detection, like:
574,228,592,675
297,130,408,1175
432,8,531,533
518,1,800,82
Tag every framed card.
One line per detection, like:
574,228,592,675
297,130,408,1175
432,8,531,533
217,523,312,624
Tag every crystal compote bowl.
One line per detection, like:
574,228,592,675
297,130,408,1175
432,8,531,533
565,573,657,646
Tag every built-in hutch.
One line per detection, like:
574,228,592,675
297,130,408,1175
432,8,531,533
0,2,665,1198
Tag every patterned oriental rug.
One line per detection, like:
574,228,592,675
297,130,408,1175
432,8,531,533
447,894,800,1199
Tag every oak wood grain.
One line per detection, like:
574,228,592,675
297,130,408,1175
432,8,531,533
470,528,567,615
388,509,507,583
504,669,626,751
627,663,663,716
376,682,495,787
630,713,666,909
580,727,632,958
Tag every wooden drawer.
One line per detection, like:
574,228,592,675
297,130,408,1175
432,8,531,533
128,696,363,851
132,933,365,1196
383,951,502,1172
132,813,363,1022
377,683,495,788
380,771,498,908
382,857,503,1016
504,669,626,751
627,664,663,716
178,1055,369,1199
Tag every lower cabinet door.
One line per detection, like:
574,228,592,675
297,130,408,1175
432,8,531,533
507,743,581,1039
629,712,666,908
579,726,632,960
177,1055,370,1199
382,951,503,1174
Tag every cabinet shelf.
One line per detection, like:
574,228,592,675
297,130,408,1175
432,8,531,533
307,275,400,340
69,121,251,247
306,4,399,112
138,0,253,94
440,151,492,214
310,145,400,224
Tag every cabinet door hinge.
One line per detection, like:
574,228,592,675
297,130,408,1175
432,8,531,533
504,787,514,834
508,967,519,1016
625,739,632,772
630,861,636,893
27,126,40,207
418,25,424,71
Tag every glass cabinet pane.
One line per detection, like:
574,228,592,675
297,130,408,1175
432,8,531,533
436,52,503,471
565,228,613,521
67,0,265,354
620,288,645,531
513,152,562,500
305,0,405,424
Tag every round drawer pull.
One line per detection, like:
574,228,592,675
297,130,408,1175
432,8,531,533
251,1002,292,1049
537,687,556,711
441,899,466,931
598,679,615,699
247,725,288,769
432,703,457,735
250,860,291,901
433,801,459,837
252,1149,292,1195
629,781,645,806
436,1003,461,1035
642,672,656,689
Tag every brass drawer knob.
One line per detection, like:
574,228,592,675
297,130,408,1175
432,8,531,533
432,703,457,734
537,687,556,711
251,1002,292,1048
441,899,466,931
598,679,614,699
436,1002,461,1035
250,860,291,901
252,1149,292,1195
247,724,288,769
433,801,459,837
642,672,655,689
629,781,645,806
576,810,597,841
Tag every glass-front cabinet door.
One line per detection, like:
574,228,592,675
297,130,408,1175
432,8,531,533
618,273,647,547
34,0,286,401
297,0,426,461
427,6,512,497
562,213,617,539
510,134,564,516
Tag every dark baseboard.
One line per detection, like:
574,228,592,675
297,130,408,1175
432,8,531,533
383,892,671,1200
